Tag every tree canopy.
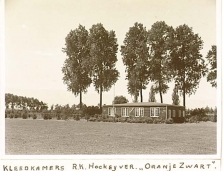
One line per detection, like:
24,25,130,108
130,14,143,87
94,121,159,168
5,93,48,111
206,45,217,88
147,21,174,103
62,25,91,109
169,24,207,107
88,23,119,110
113,95,129,104
121,22,149,102
148,85,156,102
172,85,180,105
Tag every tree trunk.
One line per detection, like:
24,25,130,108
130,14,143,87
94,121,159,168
159,91,163,103
134,94,138,103
140,89,143,102
99,84,102,113
183,81,186,107
159,82,163,103
79,91,82,110
182,46,186,107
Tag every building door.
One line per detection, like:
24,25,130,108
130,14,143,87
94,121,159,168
168,109,171,118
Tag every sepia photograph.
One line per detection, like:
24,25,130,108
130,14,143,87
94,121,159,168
3,0,219,156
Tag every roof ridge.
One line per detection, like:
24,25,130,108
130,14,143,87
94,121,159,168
103,102,184,107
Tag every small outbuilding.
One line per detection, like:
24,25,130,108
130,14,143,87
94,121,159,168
102,102,185,122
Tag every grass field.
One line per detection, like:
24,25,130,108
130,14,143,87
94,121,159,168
5,119,217,155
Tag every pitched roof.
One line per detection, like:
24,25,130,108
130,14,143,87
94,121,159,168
104,102,184,108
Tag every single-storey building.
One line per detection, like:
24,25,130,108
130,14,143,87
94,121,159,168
102,102,185,122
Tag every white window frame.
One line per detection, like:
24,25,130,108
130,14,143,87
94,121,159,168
135,108,144,117
150,107,160,117
179,110,181,117
173,110,176,117
121,108,129,117
108,107,116,116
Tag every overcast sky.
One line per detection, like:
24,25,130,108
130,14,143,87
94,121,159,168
5,0,217,109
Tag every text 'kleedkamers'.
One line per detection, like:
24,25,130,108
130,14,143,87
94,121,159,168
3,165,65,171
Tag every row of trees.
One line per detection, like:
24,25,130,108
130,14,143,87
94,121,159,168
5,93,48,111
148,84,180,106
121,22,216,106
186,106,217,115
114,87,180,106
62,24,118,111
62,22,216,109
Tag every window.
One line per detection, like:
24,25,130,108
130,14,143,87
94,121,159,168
108,107,116,116
121,108,129,117
179,110,181,117
150,107,160,117
135,108,144,117
173,110,176,117
183,111,185,117
168,109,171,118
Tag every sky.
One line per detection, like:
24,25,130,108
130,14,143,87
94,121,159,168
4,0,217,109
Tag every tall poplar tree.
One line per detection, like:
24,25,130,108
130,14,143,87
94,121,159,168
121,22,149,102
169,24,207,107
62,25,91,109
147,21,174,103
206,45,217,88
148,85,156,102
88,23,119,110
172,85,180,105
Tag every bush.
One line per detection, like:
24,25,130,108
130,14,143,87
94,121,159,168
75,114,80,121
119,117,127,123
5,113,7,118
88,117,96,122
102,118,107,122
139,117,146,123
17,111,22,118
44,114,48,120
153,118,164,124
102,114,108,121
57,114,61,120
189,115,199,123
127,118,133,123
32,114,37,119
114,118,118,122
212,114,217,122
125,117,145,123
49,114,52,119
189,108,207,122
14,113,19,118
153,118,158,124
22,113,28,119
10,114,14,119
107,117,115,122
172,117,185,123
96,117,102,122
165,118,173,124
207,114,217,122
85,114,90,121
185,118,189,123
202,116,209,122
62,114,69,120
145,117,153,124
85,106,101,117
134,118,143,123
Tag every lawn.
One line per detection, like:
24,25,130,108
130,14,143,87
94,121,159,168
5,119,217,155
